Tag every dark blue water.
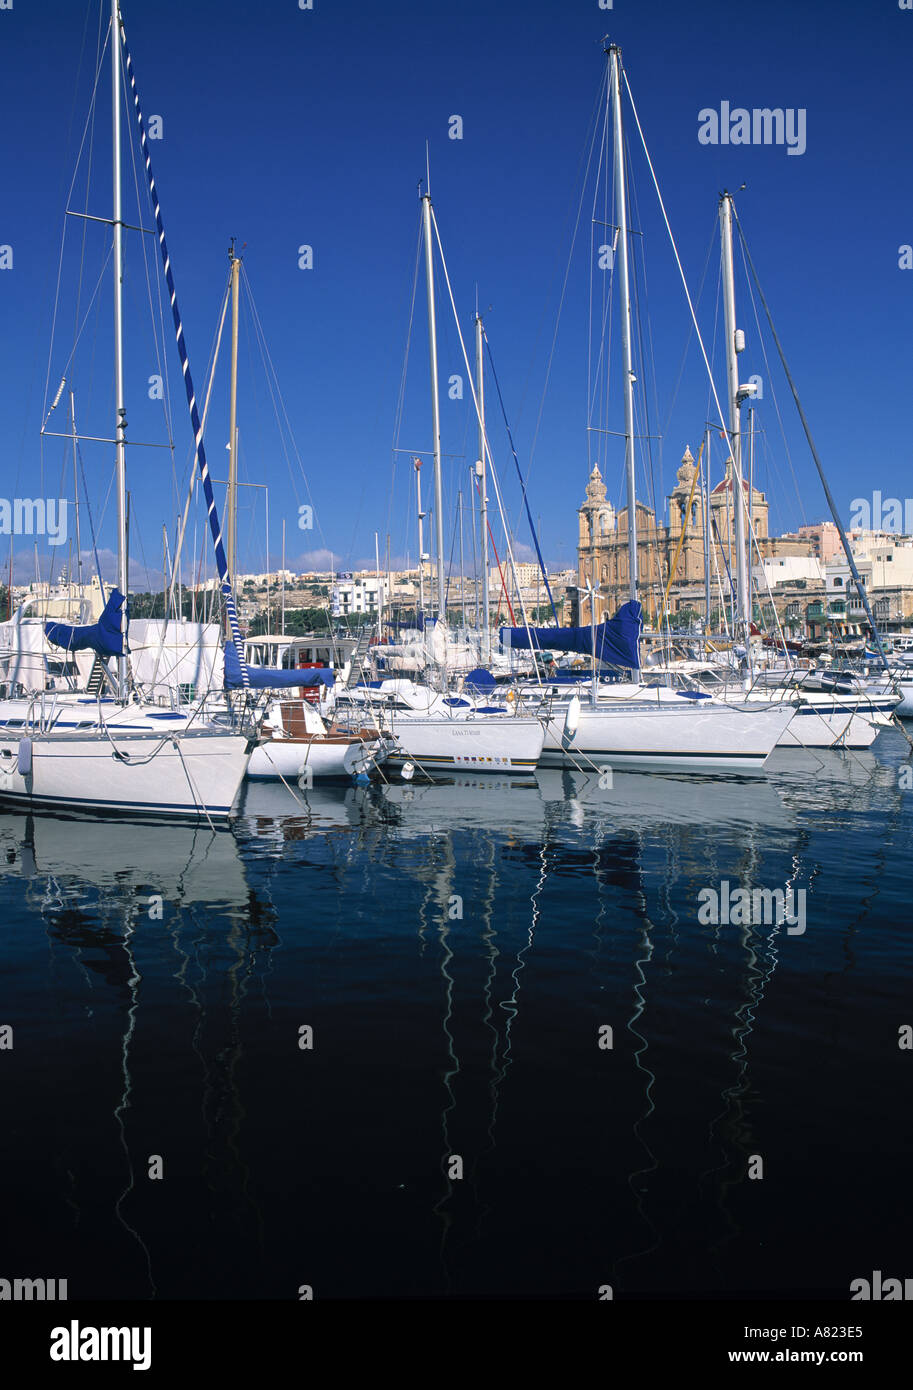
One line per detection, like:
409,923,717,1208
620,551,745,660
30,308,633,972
1,734,911,1300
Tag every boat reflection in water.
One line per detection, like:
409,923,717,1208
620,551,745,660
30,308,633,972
0,809,267,1300
1,736,909,1298
236,762,794,838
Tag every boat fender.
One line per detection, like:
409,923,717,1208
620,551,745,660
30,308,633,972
506,689,517,705
564,694,581,739
17,738,32,776
401,761,415,782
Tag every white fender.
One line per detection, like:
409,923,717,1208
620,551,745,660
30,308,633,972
564,694,581,739
17,738,32,776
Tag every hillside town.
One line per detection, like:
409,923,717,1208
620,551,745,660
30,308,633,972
8,451,913,653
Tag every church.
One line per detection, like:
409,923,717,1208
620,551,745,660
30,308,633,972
576,447,810,625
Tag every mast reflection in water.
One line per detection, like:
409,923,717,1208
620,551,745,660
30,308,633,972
1,735,911,1299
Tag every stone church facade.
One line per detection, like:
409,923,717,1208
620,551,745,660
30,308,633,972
575,446,813,625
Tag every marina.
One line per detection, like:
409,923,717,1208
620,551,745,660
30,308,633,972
1,734,911,1301
0,0,911,1346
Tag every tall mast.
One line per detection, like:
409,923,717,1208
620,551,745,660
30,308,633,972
112,0,128,699
703,426,712,630
415,458,425,621
457,490,465,628
719,191,751,638
69,391,83,596
421,183,446,620
475,311,491,662
748,404,755,540
226,243,241,582
608,43,638,602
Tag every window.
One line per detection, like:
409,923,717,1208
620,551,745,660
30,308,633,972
833,576,844,587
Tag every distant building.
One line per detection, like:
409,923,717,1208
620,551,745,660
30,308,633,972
577,446,815,624
331,576,387,616
797,521,842,563
753,555,824,588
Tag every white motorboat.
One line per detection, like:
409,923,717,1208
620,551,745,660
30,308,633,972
247,698,390,781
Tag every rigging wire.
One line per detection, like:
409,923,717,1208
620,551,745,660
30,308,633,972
526,69,608,481
736,234,807,530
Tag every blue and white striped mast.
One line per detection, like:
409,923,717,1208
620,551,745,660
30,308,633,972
116,2,249,687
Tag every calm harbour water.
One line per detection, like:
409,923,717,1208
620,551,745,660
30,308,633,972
1,731,911,1301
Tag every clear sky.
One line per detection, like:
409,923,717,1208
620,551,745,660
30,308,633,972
1,0,911,589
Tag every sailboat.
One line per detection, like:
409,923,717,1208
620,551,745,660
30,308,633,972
0,0,252,820
502,45,793,772
339,178,547,777
196,246,391,783
635,192,902,748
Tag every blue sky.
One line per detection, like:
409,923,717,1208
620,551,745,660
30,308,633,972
1,0,911,588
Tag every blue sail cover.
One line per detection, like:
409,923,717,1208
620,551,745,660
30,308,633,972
500,600,642,670
223,642,335,691
45,588,126,657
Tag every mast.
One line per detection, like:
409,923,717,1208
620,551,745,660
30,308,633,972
415,458,425,621
226,243,241,582
69,391,83,597
748,404,755,540
281,518,286,637
608,43,638,602
457,490,465,628
421,183,446,620
537,513,542,621
475,312,491,662
112,0,128,699
719,191,751,640
703,426,712,630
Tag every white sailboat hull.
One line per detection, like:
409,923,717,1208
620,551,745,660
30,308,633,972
892,681,913,718
383,714,545,775
774,704,881,748
0,728,250,820
539,700,793,772
716,690,897,748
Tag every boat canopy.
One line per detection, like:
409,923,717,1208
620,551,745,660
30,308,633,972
223,641,335,690
500,600,642,670
45,588,126,657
